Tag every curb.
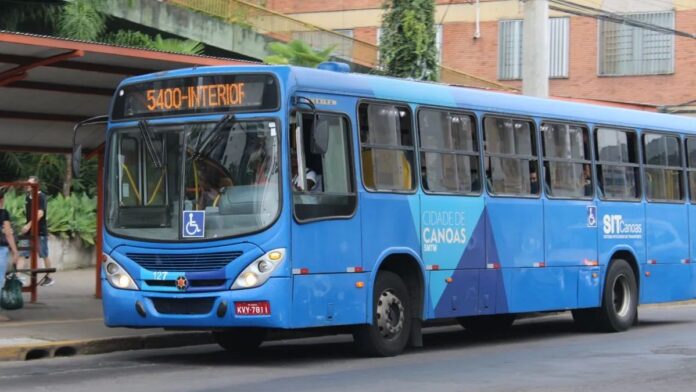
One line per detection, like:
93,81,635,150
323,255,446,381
0,332,214,362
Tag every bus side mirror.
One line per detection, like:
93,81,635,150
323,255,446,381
71,114,108,178
72,144,82,178
311,116,329,155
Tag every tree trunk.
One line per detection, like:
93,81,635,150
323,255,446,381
63,153,72,197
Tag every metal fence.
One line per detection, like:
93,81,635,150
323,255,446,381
167,0,513,91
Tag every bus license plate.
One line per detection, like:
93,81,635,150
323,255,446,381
234,301,270,316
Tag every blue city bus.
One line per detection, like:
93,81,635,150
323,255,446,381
75,63,696,356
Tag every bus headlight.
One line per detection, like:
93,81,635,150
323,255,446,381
232,248,285,290
103,254,139,291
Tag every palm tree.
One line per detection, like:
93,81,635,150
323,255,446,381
264,40,335,68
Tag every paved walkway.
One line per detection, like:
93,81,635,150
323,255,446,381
0,269,211,361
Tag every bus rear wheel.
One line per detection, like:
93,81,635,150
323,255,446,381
353,271,412,357
213,328,266,354
574,259,637,332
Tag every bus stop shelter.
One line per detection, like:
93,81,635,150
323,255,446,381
0,31,250,297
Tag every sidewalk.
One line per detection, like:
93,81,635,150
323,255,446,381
0,269,212,361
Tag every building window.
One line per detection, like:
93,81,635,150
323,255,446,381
498,17,569,80
483,116,538,196
599,11,674,76
418,109,480,194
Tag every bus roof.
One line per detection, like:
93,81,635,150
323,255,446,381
120,64,696,134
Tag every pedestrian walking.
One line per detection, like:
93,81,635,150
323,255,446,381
19,176,54,286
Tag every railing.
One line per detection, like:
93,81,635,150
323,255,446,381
167,0,514,91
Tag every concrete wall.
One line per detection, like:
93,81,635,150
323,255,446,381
47,236,96,271
103,0,271,60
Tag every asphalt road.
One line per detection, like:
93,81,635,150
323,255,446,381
1,304,696,392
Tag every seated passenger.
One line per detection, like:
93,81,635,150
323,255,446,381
290,154,322,192
530,169,539,194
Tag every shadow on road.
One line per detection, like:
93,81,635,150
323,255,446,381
132,313,690,367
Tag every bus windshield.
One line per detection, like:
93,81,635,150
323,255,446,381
106,119,280,241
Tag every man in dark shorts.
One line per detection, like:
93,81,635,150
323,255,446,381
20,176,54,286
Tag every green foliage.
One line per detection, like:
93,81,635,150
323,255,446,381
1,0,205,55
0,153,97,197
103,29,153,48
57,0,106,41
3,190,97,247
380,0,439,81
0,0,61,34
264,40,335,68
2,189,26,234
150,34,204,55
47,193,97,246
104,30,204,55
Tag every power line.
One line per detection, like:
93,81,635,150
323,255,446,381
549,0,696,39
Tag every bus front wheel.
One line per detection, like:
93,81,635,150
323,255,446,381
353,271,412,357
213,328,266,354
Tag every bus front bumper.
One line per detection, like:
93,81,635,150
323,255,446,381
102,277,291,329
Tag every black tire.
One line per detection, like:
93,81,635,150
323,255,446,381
596,259,638,332
353,271,412,357
458,314,515,336
213,328,266,354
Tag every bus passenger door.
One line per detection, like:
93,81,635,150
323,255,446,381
482,116,547,314
541,123,597,310
290,111,364,328
416,109,485,319
643,133,690,303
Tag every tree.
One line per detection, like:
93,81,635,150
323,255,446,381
379,0,439,81
57,0,106,41
0,0,204,55
264,40,334,67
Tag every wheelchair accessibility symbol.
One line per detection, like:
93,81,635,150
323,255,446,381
587,205,597,228
182,210,205,238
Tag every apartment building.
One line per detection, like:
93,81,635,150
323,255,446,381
264,0,696,108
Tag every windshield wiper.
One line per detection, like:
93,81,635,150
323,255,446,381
194,114,235,159
138,120,163,168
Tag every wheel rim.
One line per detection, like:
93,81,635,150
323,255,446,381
376,289,405,340
613,274,631,318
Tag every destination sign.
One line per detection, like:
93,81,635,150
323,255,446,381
112,74,279,120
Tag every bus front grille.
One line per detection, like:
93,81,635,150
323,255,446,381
145,279,226,288
127,252,243,272
151,297,216,315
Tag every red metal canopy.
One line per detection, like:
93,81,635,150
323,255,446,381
0,31,252,153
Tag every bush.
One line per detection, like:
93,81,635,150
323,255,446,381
3,189,97,247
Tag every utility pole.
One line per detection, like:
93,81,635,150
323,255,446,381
522,0,549,98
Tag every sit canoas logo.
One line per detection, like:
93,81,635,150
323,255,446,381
602,214,642,239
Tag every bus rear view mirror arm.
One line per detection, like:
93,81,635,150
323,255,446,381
72,114,108,177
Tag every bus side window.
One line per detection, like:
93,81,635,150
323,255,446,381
292,113,356,222
418,109,480,194
595,127,640,201
483,116,538,196
358,102,415,192
541,122,592,199
643,132,683,202
686,138,696,202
